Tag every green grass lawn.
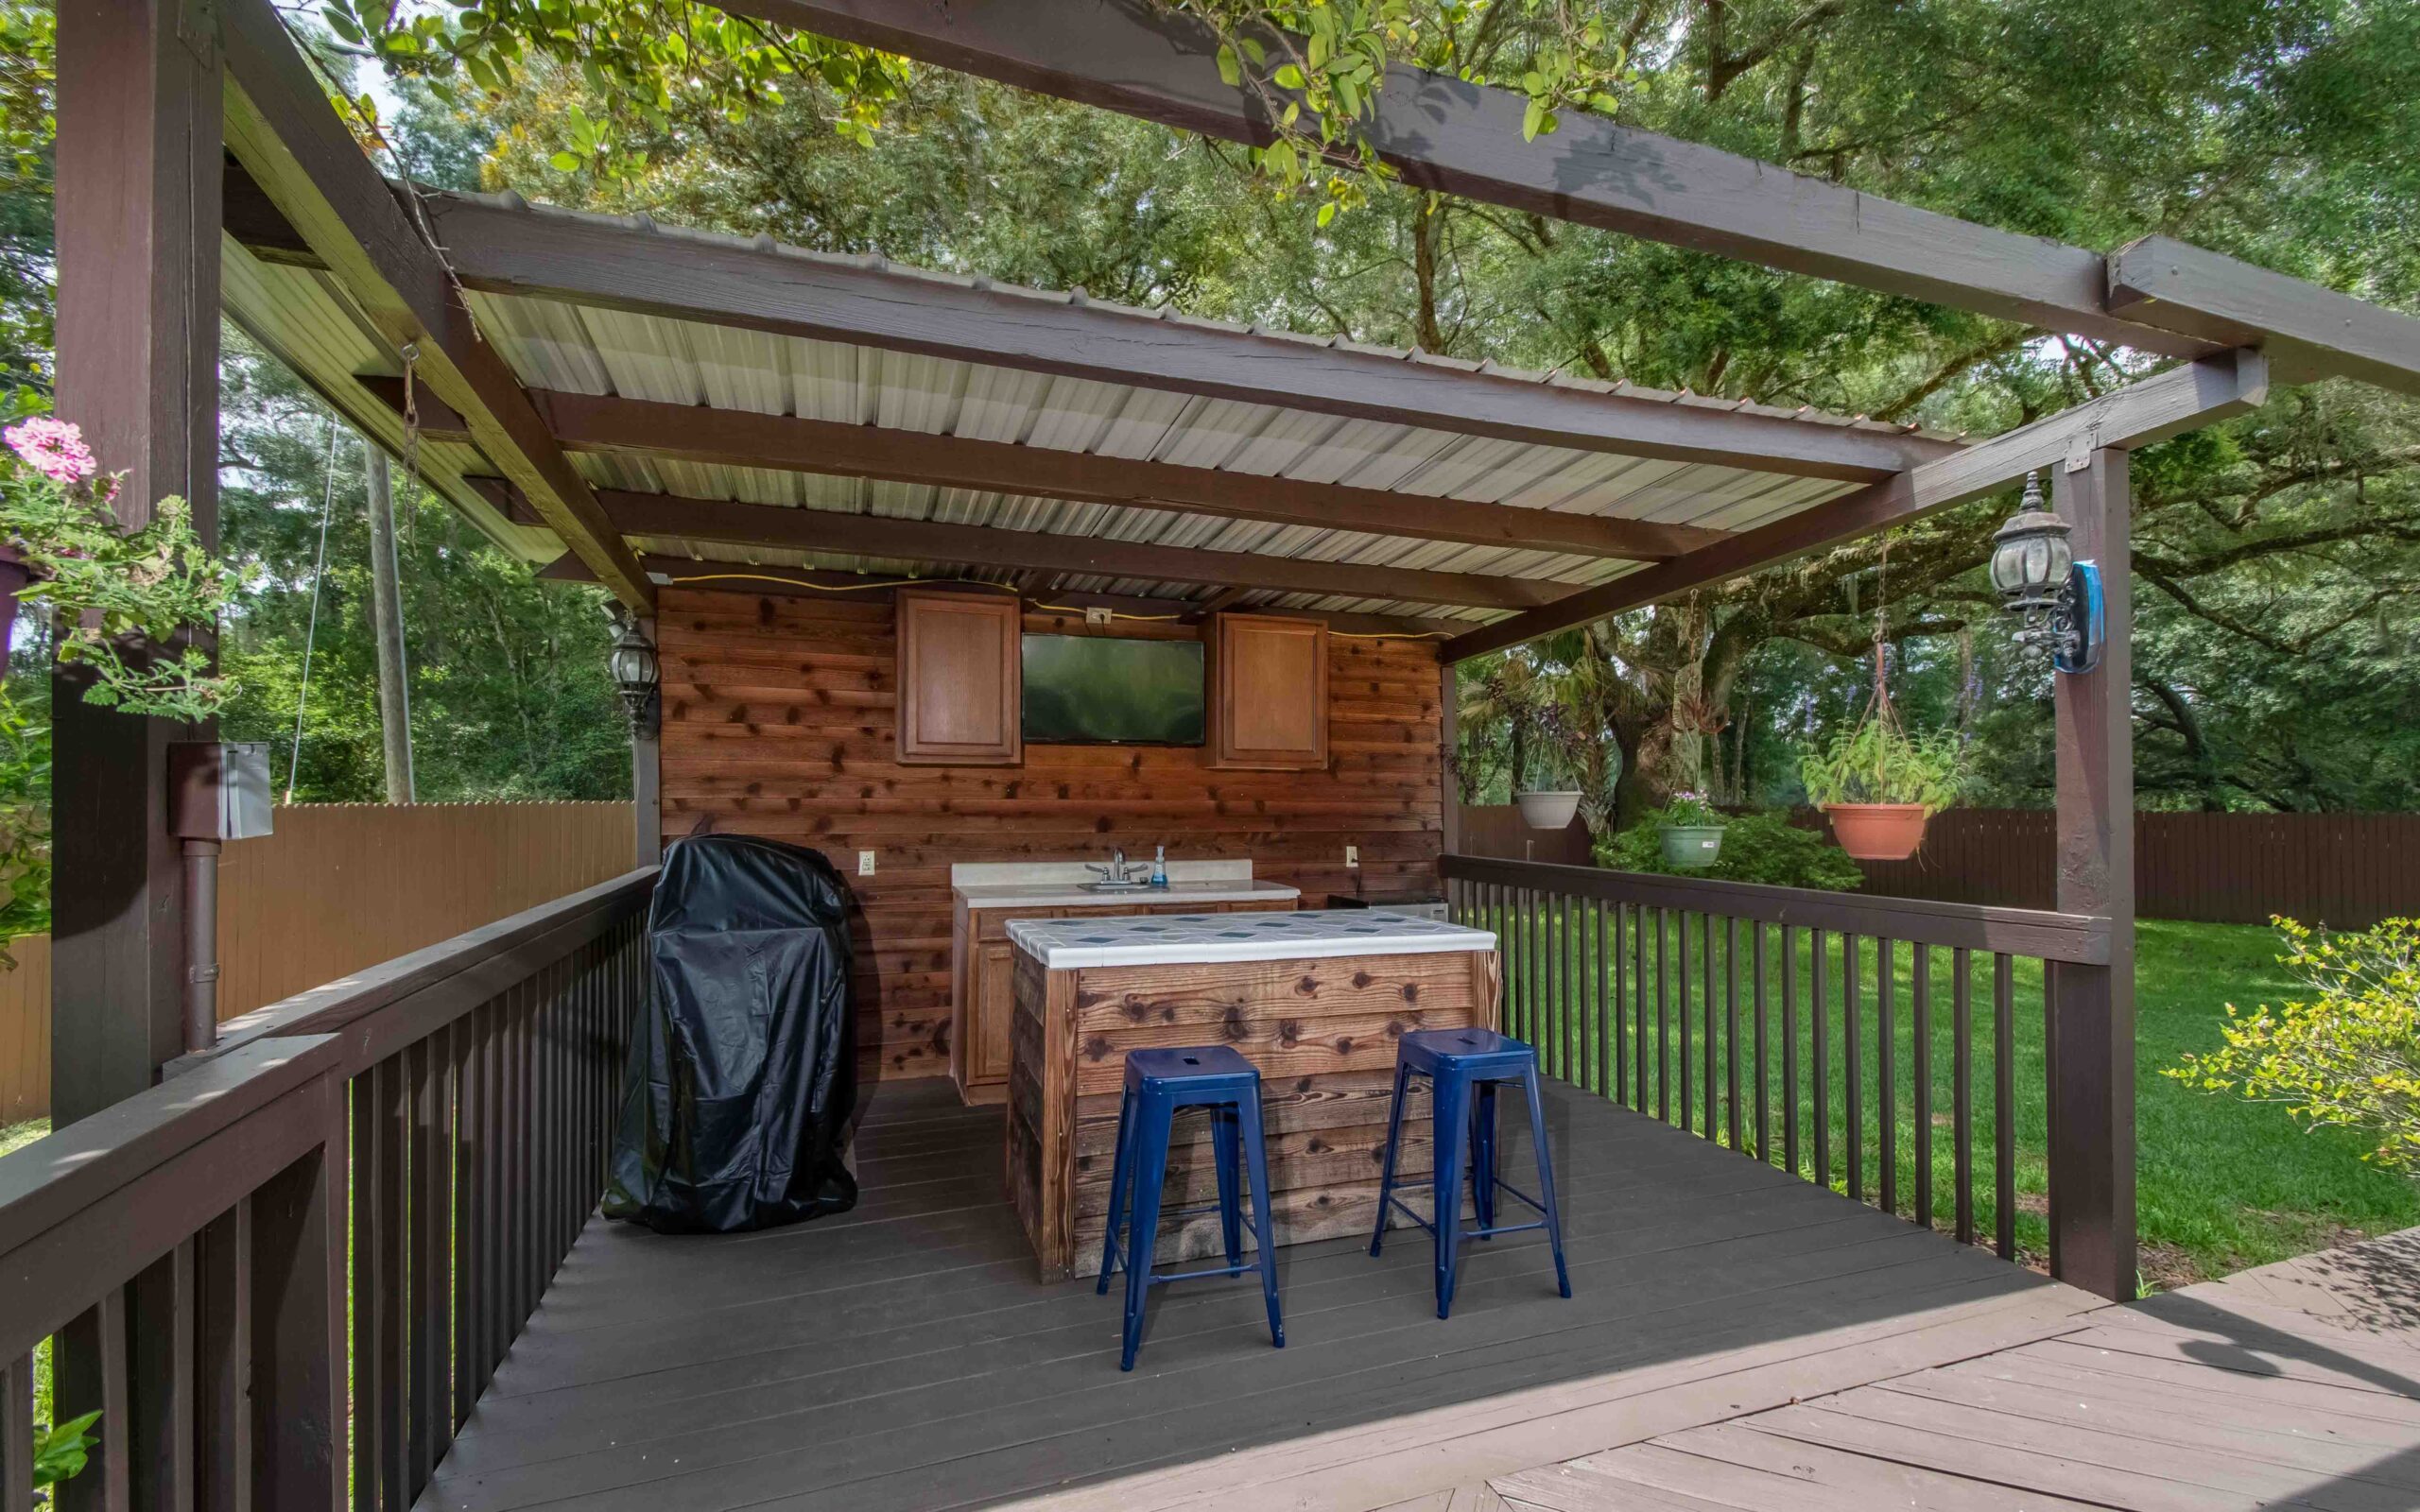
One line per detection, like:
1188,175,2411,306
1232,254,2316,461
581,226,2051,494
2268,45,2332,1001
1473,902,2416,1290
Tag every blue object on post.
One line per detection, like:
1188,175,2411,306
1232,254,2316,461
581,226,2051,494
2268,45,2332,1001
1096,1045,1285,1370
1371,1028,1572,1318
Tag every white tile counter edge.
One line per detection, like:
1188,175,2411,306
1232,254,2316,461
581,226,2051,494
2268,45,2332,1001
1009,909,1497,970
956,879,1302,909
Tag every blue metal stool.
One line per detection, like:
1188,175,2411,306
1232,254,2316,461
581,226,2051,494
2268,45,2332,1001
1371,1027,1571,1318
1096,1045,1284,1371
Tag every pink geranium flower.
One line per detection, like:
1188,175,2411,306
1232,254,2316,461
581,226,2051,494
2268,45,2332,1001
6,417,98,487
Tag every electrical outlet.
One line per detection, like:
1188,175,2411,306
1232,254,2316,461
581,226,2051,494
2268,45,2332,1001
1083,605,1114,627
857,850,876,877
1345,845,1359,868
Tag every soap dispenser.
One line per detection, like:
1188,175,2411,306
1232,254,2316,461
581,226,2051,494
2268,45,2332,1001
1150,845,1168,888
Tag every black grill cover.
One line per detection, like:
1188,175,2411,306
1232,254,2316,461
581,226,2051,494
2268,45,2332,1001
603,834,858,1232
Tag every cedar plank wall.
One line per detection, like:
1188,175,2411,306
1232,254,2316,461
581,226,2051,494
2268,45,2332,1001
655,589,1445,1081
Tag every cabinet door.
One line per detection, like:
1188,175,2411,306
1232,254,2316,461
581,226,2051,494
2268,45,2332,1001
1206,612,1328,769
974,941,1018,1084
896,589,1022,765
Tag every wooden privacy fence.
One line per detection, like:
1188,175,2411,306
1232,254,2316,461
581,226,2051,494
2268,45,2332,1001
1454,804,1595,868
0,801,633,1123
1811,809,2420,928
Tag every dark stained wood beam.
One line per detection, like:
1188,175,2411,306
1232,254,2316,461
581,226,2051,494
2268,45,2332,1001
549,554,1464,637
523,388,1733,562
2110,236,2420,398
716,0,2233,361
216,0,653,608
599,490,1565,610
1445,350,2269,660
396,195,1953,485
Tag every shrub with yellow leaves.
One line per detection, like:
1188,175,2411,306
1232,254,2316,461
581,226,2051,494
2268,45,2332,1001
2167,917,2420,1176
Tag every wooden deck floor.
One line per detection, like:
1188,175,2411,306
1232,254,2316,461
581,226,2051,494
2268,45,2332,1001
421,1074,2100,1509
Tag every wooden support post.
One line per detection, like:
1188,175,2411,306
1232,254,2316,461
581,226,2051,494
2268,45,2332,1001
2047,447,2137,1302
49,0,222,1125
632,616,662,868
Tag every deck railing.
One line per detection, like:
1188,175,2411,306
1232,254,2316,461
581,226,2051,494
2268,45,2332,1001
1442,855,2114,1268
0,868,655,1510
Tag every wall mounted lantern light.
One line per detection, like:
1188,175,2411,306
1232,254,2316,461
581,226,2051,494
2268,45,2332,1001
609,615,661,736
1989,471,2104,675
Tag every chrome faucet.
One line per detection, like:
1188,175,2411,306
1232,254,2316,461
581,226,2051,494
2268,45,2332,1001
1085,848,1147,885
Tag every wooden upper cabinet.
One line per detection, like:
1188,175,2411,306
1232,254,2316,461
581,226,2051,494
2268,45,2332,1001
1205,611,1328,769
895,590,1023,765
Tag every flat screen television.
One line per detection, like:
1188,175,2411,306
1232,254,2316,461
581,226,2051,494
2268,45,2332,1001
1021,633,1204,746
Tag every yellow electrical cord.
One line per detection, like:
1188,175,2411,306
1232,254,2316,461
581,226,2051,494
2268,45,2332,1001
658,570,1451,639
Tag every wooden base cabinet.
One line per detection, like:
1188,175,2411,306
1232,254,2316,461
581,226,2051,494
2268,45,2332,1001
950,895,1296,1105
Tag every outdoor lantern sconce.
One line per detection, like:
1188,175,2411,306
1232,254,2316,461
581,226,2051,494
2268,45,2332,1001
1990,472,2104,675
609,615,661,736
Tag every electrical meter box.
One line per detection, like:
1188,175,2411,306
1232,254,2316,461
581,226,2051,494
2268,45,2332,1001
168,742,274,841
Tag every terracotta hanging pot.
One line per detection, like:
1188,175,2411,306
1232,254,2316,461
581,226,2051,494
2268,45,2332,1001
1823,803,1930,861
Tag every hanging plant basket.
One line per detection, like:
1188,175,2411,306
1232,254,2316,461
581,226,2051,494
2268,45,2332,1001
1822,802,1931,861
1660,825,1725,868
1514,789,1582,830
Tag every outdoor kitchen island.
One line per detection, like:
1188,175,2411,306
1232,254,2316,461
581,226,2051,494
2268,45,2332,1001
1005,908,1500,1280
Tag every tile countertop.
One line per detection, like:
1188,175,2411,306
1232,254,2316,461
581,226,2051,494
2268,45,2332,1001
950,859,1298,910
1008,908,1496,970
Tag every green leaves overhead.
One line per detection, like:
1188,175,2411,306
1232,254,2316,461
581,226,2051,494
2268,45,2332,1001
331,0,909,180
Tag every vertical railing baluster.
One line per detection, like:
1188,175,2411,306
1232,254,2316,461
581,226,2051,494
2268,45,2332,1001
1843,934,1863,1204
1701,914,1717,1142
1676,912,1693,1132
1597,900,1613,1099
4,1353,34,1512
374,1055,408,1507
1878,937,1898,1218
1654,909,1669,1124
1912,945,1932,1229
1751,923,1769,1163
1725,917,1742,1152
1995,953,2017,1261
1781,924,1800,1177
1612,902,1628,1107
1810,928,1831,1189
1953,946,1976,1246
1547,890,1564,1080
408,1035,441,1496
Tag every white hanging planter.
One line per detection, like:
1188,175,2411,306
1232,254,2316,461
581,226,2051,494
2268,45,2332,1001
1514,790,1582,830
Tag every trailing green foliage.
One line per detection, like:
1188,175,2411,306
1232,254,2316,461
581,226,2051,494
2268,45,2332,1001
2168,918,2420,1177
1598,808,1864,892
1799,722,1965,814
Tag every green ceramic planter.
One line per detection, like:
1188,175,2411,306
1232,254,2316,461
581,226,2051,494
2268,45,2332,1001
1660,825,1725,868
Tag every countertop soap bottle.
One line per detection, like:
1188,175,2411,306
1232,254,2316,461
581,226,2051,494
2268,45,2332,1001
1150,845,1168,887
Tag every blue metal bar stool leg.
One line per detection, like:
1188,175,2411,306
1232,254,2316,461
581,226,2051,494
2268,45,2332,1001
1520,1061,1572,1298
1097,1087,1137,1292
1120,1086,1173,1371
1238,1082,1285,1349
1472,1080,1499,1239
1369,1057,1413,1257
1430,1071,1475,1319
1212,1106,1243,1271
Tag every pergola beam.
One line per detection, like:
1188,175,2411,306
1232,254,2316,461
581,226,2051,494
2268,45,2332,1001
517,389,1735,562
216,0,653,609
718,0,2292,365
599,490,1564,610
401,193,1952,484
2110,237,2420,397
1444,349,2269,660
559,553,1463,636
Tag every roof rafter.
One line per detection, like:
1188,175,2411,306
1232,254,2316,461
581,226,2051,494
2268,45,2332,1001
394,194,1954,484
599,490,1569,610
498,389,1738,562
1446,350,2271,660
216,0,653,609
